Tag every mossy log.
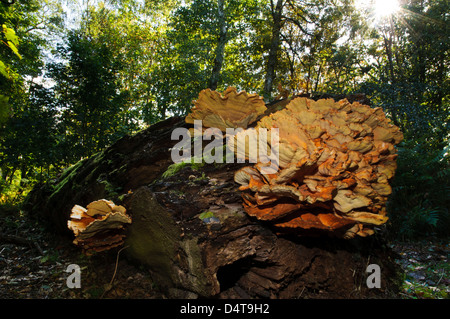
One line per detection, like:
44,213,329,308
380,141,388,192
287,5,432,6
24,116,187,233
123,165,400,298
24,94,402,298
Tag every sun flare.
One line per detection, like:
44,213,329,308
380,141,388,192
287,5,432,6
374,0,400,18
355,0,401,20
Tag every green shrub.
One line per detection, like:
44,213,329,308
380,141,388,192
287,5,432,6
387,141,450,239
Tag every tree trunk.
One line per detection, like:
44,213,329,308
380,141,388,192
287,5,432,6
24,94,402,299
382,31,402,128
383,34,395,85
124,165,400,298
263,0,284,100
208,0,227,90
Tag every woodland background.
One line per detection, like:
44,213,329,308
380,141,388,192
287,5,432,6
0,1,448,297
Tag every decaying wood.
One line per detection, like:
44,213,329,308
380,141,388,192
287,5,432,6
124,164,399,298
67,199,131,255
25,89,402,298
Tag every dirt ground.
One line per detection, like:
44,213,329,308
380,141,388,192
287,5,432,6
0,206,448,299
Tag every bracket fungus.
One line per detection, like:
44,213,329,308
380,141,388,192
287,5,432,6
233,97,403,238
185,86,267,132
183,87,402,238
67,199,132,254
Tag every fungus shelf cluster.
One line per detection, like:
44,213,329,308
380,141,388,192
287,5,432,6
67,199,131,255
185,87,267,131
186,88,403,238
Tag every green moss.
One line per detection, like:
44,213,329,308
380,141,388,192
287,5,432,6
58,159,86,181
161,156,207,179
192,172,208,183
161,162,188,179
198,211,215,220
125,187,211,296
49,159,86,199
125,188,181,286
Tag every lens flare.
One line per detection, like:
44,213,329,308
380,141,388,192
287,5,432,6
354,0,401,20
374,0,400,18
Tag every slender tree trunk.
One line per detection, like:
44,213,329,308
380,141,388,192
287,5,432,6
263,0,284,99
383,34,395,85
382,32,401,128
306,65,311,94
208,0,227,90
434,51,446,107
314,64,322,93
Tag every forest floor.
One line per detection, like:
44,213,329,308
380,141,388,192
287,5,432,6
0,205,448,299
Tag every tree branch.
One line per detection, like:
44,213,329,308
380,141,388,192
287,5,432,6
0,233,44,255
283,16,314,36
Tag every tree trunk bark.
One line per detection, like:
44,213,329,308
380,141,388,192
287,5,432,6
124,164,401,299
25,94,402,299
383,34,395,85
208,0,227,91
263,0,284,100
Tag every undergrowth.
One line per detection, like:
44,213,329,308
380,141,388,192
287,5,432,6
387,140,450,240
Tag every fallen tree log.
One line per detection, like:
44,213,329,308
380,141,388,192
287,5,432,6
124,165,401,298
24,90,402,298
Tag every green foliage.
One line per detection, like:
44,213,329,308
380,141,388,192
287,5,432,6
48,28,138,161
0,6,20,123
2,23,22,60
0,0,447,246
0,94,9,122
388,141,450,239
161,162,188,179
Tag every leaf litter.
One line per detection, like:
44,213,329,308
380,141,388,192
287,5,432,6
1,205,448,299
390,240,449,299
0,207,162,299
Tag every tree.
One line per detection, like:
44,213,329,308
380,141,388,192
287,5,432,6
357,0,449,144
259,0,356,98
149,0,266,117
263,0,284,98
0,84,59,184
49,29,134,161
208,0,227,90
0,0,63,199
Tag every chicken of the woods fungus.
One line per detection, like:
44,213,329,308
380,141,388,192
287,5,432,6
185,86,267,132
67,199,132,254
232,97,403,238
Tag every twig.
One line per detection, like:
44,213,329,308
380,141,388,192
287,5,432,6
110,246,129,286
101,245,129,299
0,233,44,255
436,269,445,286
298,286,305,298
